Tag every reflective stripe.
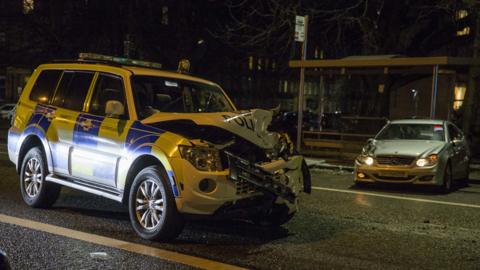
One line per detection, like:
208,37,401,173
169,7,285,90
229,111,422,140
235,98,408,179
125,121,163,154
73,114,104,147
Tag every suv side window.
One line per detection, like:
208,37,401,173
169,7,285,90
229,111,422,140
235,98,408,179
52,71,94,111
29,70,62,104
88,74,128,119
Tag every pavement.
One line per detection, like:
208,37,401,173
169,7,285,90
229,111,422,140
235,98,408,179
1,121,480,269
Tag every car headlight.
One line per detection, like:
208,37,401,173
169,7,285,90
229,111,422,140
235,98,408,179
357,155,374,166
178,145,223,171
416,154,438,167
266,133,294,160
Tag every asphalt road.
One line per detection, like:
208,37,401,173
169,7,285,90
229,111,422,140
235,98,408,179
1,141,480,269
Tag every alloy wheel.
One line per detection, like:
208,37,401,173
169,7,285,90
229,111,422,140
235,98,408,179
23,157,43,198
135,179,164,230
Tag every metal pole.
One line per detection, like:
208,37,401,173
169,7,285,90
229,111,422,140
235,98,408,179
430,65,439,119
296,15,308,151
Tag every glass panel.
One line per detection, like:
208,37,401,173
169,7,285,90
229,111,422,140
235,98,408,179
29,70,62,104
89,74,128,118
52,71,93,111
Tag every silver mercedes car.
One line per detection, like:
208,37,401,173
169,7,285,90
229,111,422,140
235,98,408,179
354,119,470,192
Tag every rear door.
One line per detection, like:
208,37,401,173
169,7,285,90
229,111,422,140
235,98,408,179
48,70,94,176
70,73,131,187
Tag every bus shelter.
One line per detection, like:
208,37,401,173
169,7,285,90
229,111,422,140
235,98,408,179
288,55,479,160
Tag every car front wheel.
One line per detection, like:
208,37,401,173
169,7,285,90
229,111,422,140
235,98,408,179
251,203,295,227
440,162,452,194
128,165,184,241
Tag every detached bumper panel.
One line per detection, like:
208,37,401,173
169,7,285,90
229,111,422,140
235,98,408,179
226,152,296,203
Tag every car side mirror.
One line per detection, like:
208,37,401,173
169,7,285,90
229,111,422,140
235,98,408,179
105,100,125,118
452,138,462,146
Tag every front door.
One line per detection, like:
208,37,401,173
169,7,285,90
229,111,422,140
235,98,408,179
70,73,130,188
447,124,467,177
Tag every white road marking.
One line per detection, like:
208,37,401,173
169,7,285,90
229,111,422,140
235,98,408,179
312,186,480,209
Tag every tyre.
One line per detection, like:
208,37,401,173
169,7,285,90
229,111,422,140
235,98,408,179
19,147,61,208
440,162,452,194
128,165,184,241
252,203,295,227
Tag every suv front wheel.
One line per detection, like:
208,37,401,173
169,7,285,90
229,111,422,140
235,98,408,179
20,147,61,208
128,165,184,241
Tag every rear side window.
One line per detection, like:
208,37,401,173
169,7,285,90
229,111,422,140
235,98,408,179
52,71,94,111
29,70,62,104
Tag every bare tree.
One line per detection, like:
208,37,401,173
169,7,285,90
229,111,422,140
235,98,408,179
210,0,461,58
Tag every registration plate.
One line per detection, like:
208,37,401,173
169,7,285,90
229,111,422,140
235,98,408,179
378,171,406,177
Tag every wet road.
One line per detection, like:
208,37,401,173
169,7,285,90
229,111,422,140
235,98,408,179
1,149,480,269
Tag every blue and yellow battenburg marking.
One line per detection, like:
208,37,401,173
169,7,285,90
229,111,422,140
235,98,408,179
126,121,180,197
24,104,56,139
17,104,180,197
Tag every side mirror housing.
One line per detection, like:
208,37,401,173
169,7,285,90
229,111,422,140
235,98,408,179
105,100,125,118
452,138,462,146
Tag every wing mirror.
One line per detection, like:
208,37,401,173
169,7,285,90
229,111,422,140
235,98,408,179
452,138,462,146
105,100,125,118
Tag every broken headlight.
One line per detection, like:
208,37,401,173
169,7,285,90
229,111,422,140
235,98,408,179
266,133,294,160
178,145,223,171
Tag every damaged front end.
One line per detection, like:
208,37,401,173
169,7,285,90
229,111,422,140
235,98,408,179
146,109,311,220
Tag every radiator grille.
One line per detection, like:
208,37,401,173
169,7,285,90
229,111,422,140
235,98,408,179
376,156,415,166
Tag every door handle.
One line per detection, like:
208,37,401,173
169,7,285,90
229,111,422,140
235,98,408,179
79,119,95,131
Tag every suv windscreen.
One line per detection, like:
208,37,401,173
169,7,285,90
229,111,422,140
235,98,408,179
131,75,234,119
376,123,445,141
29,70,62,104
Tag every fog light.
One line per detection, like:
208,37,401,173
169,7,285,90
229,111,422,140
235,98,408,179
198,178,216,193
357,172,366,179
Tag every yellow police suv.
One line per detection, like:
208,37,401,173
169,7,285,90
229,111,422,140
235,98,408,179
8,53,311,240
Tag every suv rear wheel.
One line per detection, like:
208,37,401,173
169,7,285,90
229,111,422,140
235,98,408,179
20,147,61,208
128,165,184,241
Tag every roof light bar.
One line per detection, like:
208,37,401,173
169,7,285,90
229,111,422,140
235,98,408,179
78,53,162,69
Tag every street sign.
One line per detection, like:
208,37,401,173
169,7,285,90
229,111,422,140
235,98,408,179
295,16,306,42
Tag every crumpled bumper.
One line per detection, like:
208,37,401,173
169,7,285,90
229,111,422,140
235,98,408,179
170,155,305,215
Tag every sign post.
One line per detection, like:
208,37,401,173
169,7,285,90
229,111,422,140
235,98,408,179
295,15,308,152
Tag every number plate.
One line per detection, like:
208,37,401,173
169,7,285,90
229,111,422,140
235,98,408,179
378,171,406,177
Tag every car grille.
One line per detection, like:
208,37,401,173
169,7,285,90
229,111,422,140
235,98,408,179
374,175,414,181
376,156,415,166
235,179,257,195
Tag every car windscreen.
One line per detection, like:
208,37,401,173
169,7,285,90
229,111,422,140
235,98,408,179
131,75,234,119
376,123,445,141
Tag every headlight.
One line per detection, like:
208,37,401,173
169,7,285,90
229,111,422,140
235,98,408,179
267,133,294,160
416,154,438,167
357,155,374,166
178,145,223,171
